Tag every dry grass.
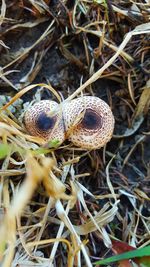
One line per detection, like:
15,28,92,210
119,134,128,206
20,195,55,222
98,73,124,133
0,1,150,267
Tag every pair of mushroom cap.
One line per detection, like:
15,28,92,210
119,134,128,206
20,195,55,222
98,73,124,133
24,96,114,149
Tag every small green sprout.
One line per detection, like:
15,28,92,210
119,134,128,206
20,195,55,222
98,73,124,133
0,144,11,159
47,139,60,148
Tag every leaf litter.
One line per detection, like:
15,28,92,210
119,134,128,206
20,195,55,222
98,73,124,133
0,1,150,267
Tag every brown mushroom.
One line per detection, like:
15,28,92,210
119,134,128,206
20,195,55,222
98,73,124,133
24,100,65,144
63,96,114,149
24,96,114,150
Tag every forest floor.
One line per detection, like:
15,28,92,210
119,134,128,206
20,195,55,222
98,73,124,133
0,1,150,267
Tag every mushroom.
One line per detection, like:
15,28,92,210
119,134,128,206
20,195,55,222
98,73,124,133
24,100,65,144
24,96,114,150
63,96,114,149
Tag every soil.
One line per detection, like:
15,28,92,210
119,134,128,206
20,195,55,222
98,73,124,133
0,1,150,266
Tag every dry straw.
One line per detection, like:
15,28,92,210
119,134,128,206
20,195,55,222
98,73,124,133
0,2,150,265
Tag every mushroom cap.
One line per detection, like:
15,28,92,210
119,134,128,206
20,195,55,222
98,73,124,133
24,100,65,144
63,96,114,149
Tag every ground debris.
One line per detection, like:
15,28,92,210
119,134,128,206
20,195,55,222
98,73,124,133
0,1,150,266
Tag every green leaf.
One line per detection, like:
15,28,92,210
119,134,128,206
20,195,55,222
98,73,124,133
0,144,11,159
93,0,106,4
95,246,150,266
0,240,6,256
48,139,60,148
33,147,51,155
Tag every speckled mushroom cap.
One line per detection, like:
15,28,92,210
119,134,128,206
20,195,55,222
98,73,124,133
24,100,65,144
63,96,114,149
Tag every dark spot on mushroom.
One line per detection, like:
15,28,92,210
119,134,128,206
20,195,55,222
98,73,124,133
81,109,102,130
36,112,56,131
